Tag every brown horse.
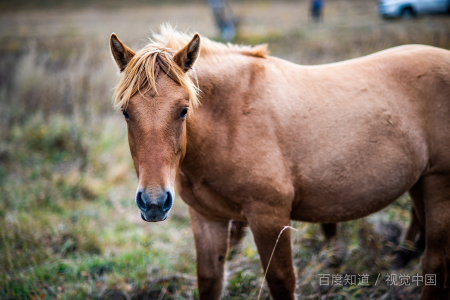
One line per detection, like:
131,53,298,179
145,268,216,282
109,25,450,300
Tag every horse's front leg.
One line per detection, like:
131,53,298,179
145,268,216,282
245,206,296,300
321,223,338,241
189,207,230,300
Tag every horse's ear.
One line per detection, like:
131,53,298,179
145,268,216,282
110,33,136,72
173,33,201,72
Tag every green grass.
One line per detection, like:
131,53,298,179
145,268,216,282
1,1,449,299
0,115,198,299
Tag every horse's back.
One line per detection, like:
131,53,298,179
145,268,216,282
285,44,450,174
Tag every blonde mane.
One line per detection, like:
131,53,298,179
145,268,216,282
113,24,268,111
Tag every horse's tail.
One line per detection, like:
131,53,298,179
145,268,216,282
229,220,248,247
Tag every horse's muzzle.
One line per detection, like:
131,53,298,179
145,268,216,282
136,188,173,222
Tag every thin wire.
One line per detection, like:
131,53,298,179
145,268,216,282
257,225,298,300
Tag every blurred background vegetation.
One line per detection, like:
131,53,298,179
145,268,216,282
0,0,449,299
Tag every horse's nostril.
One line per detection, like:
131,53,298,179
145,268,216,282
162,192,173,212
136,191,147,212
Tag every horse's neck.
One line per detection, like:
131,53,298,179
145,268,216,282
183,54,252,170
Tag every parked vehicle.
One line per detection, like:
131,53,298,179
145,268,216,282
378,0,450,18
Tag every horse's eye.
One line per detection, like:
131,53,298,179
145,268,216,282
122,109,129,120
180,107,188,119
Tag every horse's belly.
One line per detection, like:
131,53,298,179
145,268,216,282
291,149,425,223
291,186,407,223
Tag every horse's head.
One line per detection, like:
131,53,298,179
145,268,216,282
110,32,200,222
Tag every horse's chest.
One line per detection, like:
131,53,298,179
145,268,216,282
180,177,246,221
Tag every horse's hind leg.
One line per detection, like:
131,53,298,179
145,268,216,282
420,174,450,300
392,207,424,269
409,180,427,253
438,250,450,300
392,180,426,269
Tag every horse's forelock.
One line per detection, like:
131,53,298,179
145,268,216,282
113,45,200,113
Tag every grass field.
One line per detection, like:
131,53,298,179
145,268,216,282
1,1,450,299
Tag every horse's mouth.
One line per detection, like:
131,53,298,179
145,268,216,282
140,211,167,222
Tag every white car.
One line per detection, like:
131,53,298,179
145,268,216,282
378,0,450,18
